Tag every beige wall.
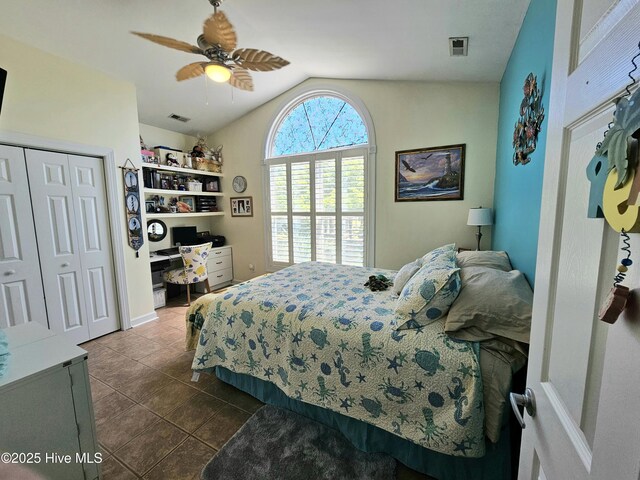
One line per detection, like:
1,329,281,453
0,34,154,321
208,78,500,281
139,123,197,153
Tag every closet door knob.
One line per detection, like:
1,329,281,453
61,262,70,268
4,270,16,276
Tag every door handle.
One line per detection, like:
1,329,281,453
61,262,70,268
510,387,536,429
4,270,16,276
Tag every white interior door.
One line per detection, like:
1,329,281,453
25,149,119,344
0,145,47,328
68,154,119,338
517,1,640,479
26,149,90,344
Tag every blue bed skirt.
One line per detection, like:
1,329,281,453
215,366,511,480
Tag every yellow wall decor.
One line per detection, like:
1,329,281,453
603,167,640,232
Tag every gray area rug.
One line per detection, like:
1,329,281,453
201,404,396,480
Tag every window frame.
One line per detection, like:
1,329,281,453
263,87,376,272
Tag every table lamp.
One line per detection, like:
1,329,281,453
467,207,493,250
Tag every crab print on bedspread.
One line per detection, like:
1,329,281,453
188,262,485,457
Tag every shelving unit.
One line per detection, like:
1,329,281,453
144,188,223,197
146,212,225,219
142,163,224,177
142,162,225,217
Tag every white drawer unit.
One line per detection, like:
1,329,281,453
0,323,100,480
196,246,233,292
208,254,232,272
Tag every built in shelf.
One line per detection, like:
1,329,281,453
146,212,225,219
142,163,224,177
144,188,224,197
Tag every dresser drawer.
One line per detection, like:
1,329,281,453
208,254,232,272
208,267,233,286
210,247,231,259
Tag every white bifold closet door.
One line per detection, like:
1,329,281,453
0,145,47,328
25,149,119,344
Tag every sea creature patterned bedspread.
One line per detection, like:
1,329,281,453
189,262,485,457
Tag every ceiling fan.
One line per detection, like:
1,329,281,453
131,0,289,91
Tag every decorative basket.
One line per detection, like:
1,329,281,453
187,181,203,192
194,158,222,173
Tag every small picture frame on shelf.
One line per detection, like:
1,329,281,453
160,178,170,190
231,196,253,217
145,200,156,213
204,178,219,192
179,196,196,212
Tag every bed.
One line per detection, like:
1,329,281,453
187,258,528,480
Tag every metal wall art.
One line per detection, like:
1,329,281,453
513,73,545,166
121,159,144,251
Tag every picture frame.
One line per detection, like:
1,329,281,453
179,196,196,212
395,144,465,202
145,200,156,213
230,196,253,217
204,178,220,192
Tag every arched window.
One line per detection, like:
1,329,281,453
271,96,368,157
264,91,373,270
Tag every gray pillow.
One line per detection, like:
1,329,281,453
445,266,532,343
456,250,512,271
392,259,422,295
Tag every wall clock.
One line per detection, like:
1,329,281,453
233,175,247,193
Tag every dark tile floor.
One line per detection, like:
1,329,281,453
82,298,431,480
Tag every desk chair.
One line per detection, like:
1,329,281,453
163,242,212,305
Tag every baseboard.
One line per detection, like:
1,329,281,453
130,311,158,328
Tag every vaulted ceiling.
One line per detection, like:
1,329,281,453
0,0,530,135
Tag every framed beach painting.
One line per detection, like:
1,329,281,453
395,144,465,201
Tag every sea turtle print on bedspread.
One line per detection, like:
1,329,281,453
189,262,485,457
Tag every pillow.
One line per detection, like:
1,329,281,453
445,266,533,343
421,243,457,266
392,259,422,295
394,267,461,329
456,250,512,272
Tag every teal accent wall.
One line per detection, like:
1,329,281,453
491,0,557,284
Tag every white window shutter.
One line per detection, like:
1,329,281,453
267,149,366,269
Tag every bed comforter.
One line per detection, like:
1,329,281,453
189,262,485,457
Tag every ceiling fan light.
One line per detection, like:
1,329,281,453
205,63,231,83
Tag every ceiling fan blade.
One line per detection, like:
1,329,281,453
228,68,254,92
131,32,203,55
232,48,290,72
176,62,208,81
202,11,237,52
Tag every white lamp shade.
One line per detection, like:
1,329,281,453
467,208,493,226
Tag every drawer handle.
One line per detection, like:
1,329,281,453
216,274,223,278
216,261,223,265
4,270,16,276
214,251,222,255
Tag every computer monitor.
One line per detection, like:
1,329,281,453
172,226,198,246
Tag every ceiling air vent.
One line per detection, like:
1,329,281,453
449,37,468,57
168,113,191,123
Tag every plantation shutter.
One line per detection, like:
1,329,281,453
266,149,367,269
